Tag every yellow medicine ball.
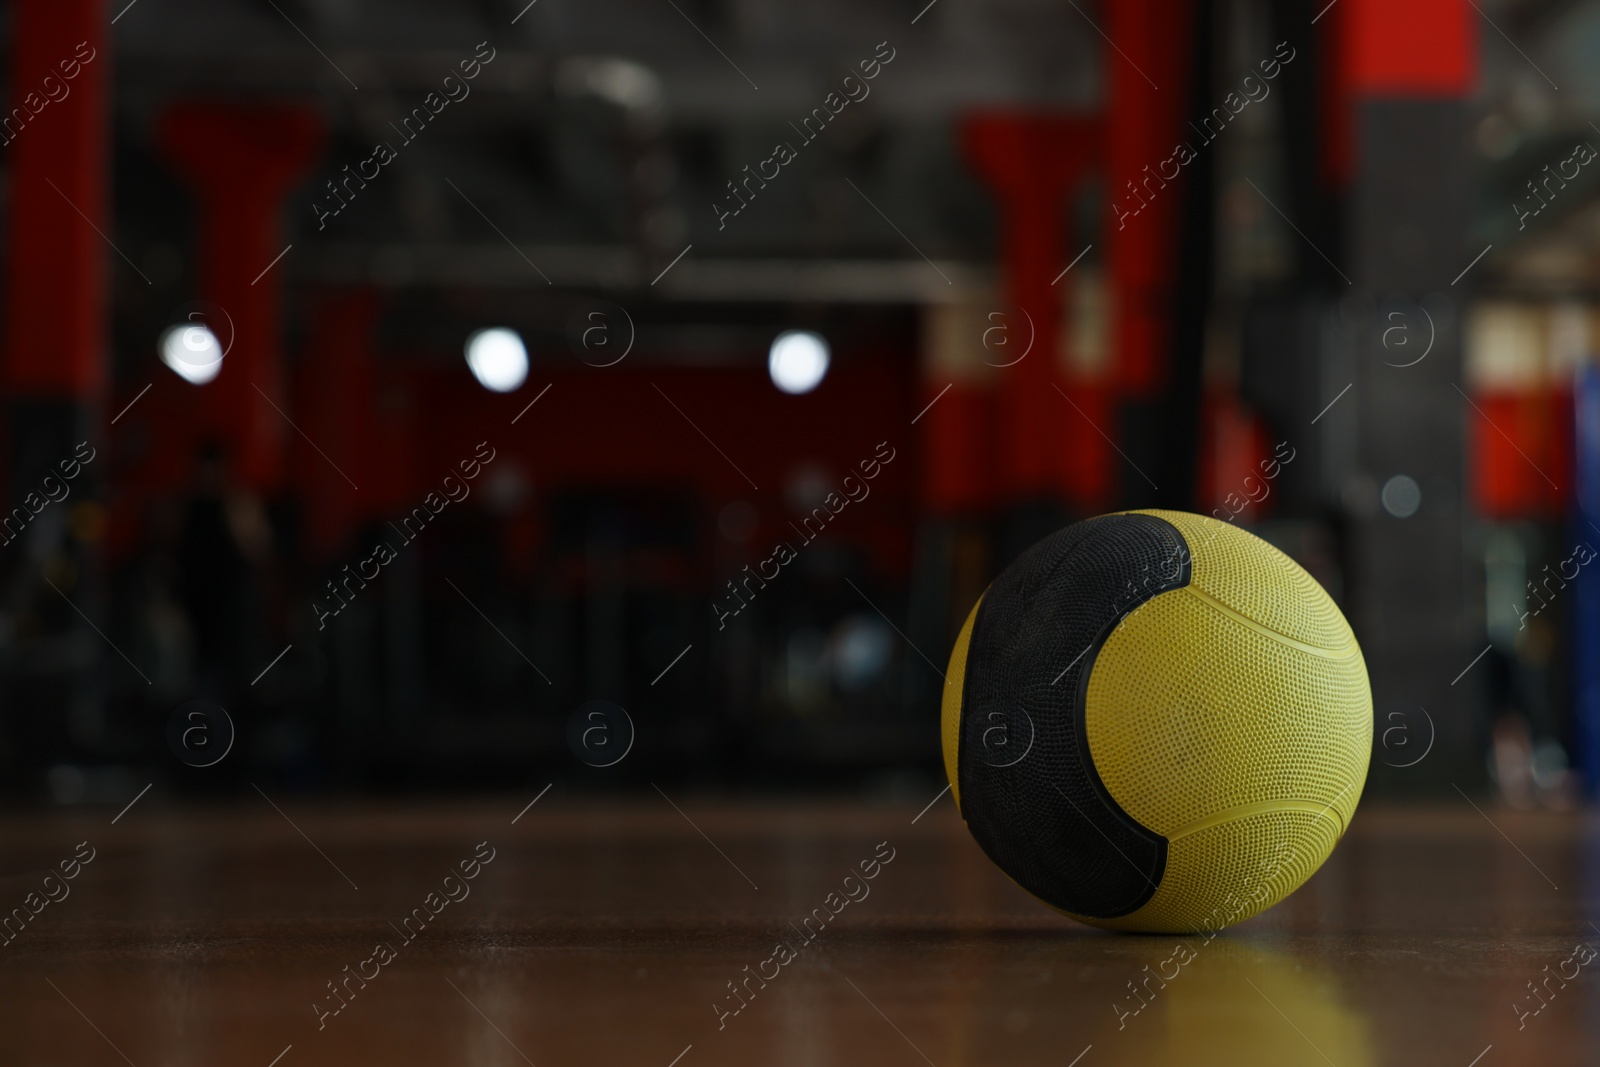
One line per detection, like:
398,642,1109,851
941,509,1370,933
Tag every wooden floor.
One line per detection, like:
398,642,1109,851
1,793,1595,1066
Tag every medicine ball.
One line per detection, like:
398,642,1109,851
941,510,1371,933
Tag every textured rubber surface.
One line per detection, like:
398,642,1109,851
955,512,1191,919
1079,509,1370,932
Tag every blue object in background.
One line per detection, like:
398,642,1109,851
1574,365,1600,798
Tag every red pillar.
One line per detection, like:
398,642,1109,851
1105,0,1192,393
159,104,322,490
2,0,108,400
961,113,1100,506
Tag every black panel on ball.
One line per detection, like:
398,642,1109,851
957,512,1190,919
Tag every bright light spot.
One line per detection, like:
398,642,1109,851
768,331,829,395
160,323,224,385
465,328,529,393
557,57,664,112
1381,474,1422,518
829,615,893,692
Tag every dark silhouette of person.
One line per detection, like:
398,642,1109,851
178,443,271,694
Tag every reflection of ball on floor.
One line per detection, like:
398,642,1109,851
942,509,1371,933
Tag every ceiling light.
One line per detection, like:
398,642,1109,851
160,323,223,385
768,330,829,395
465,328,529,393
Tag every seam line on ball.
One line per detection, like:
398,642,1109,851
1178,585,1358,659
1165,798,1348,842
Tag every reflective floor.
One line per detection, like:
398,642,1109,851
1,793,1596,1066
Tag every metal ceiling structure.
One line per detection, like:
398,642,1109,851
79,0,1101,302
